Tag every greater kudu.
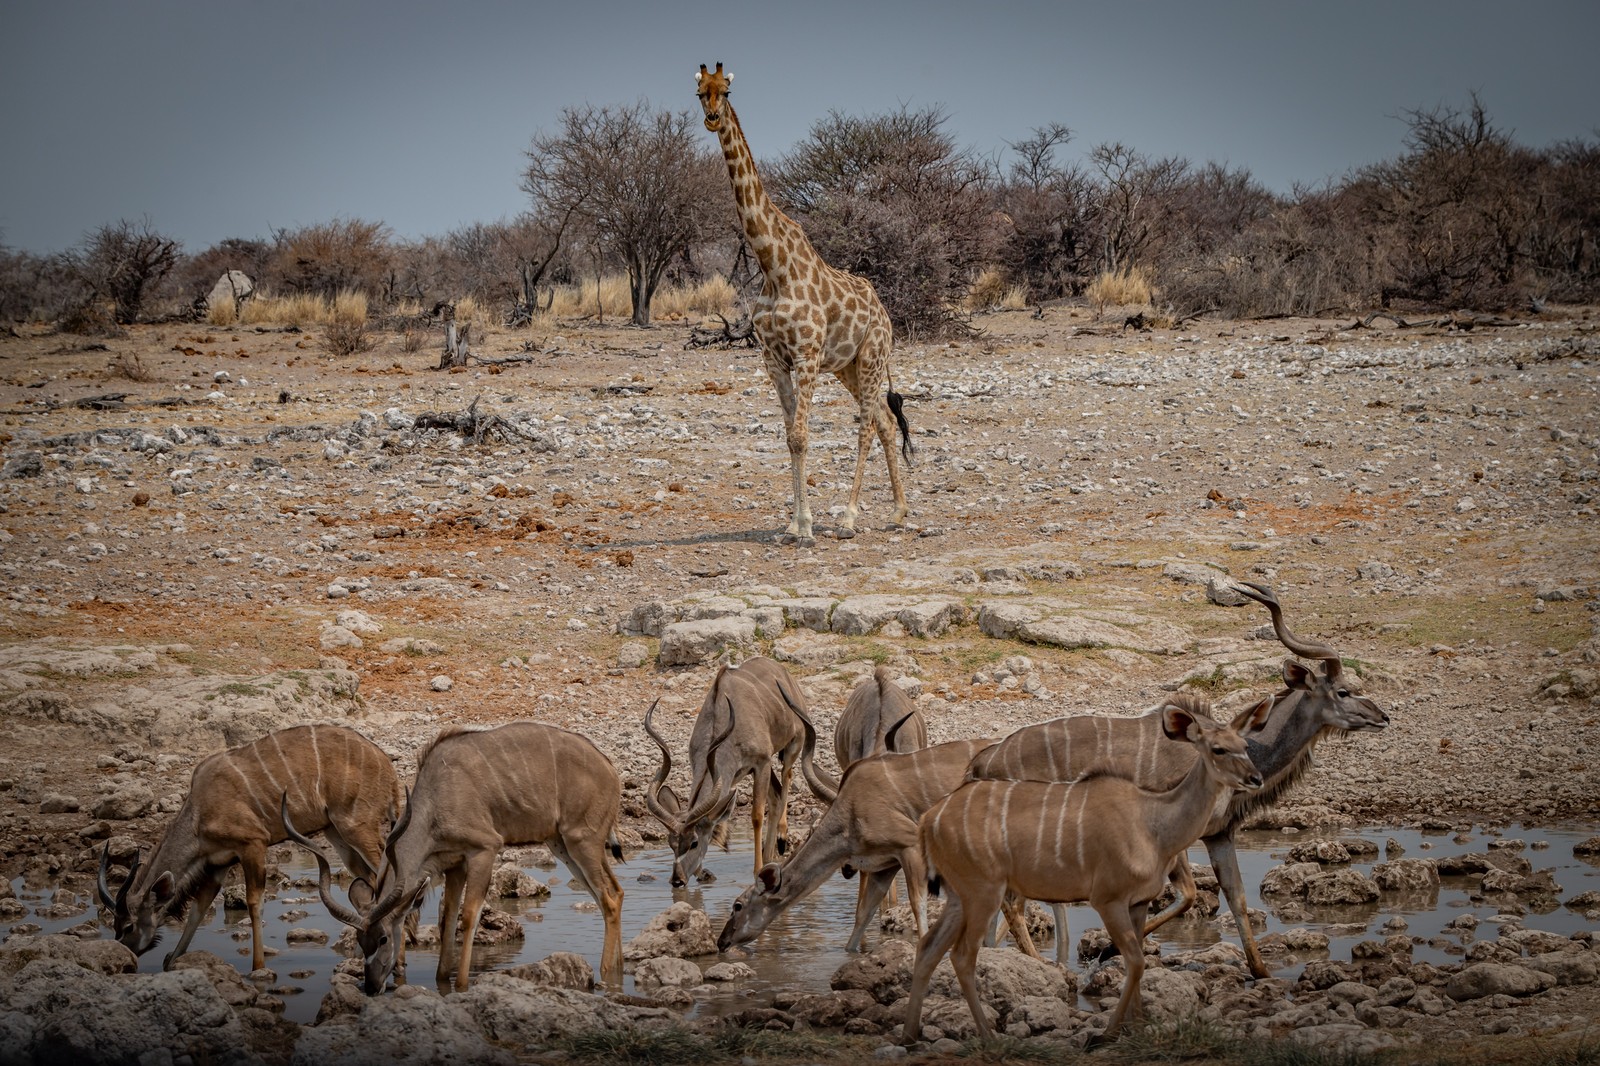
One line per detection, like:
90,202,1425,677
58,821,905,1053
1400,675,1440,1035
96,723,400,973
285,721,625,993
718,711,996,954
831,667,928,921
834,665,928,769
967,581,1390,976
906,695,1272,1045
644,657,813,887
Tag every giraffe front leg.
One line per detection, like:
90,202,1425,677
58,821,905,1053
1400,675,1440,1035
782,360,819,542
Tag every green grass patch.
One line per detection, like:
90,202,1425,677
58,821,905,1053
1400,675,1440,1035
557,1027,710,1066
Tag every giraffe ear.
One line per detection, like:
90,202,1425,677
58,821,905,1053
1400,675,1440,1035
726,72,734,85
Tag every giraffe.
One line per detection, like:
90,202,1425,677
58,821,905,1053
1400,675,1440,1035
695,61,911,542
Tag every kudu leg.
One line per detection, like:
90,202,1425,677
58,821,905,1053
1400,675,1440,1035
948,886,1003,1040
449,853,496,993
998,892,1043,960
773,755,798,855
164,876,224,970
1136,856,1198,939
846,867,898,952
1096,900,1150,1044
1204,833,1270,979
1052,903,1070,965
749,770,772,875
240,845,269,972
434,867,466,990
554,836,625,987
903,893,966,1044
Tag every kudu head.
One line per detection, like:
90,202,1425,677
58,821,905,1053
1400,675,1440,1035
281,793,426,995
643,699,739,888
1237,581,1390,734
1161,694,1273,792
718,858,788,952
97,843,172,959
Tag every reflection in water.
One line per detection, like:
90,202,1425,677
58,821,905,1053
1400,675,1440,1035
11,823,1598,1025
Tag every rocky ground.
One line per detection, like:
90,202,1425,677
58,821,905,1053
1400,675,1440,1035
0,303,1597,1062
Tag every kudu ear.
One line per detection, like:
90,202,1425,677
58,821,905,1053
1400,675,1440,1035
1158,702,1199,742
1232,695,1275,734
757,863,782,894
151,871,177,903
711,819,732,851
1282,659,1315,690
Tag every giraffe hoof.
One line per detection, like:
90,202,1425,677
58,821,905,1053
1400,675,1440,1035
833,525,857,540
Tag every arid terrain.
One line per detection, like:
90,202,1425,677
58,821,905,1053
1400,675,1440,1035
1,302,1598,1060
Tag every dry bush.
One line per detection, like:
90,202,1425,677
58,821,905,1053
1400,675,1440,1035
72,220,181,325
271,218,391,299
60,301,123,337
963,267,1009,311
1086,266,1152,311
108,351,153,382
323,321,371,358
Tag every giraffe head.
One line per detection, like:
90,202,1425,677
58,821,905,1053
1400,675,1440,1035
695,62,733,133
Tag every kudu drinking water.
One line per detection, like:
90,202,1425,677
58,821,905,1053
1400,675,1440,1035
96,723,400,973
644,657,815,887
285,721,625,993
906,695,1273,1044
718,710,994,954
966,581,1390,976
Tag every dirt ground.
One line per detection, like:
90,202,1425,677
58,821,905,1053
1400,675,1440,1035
1,303,1598,1048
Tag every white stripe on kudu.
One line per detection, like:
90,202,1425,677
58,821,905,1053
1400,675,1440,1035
907,696,1272,1046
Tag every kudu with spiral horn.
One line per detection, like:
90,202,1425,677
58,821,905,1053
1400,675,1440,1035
643,657,817,887
285,721,626,993
96,723,399,973
966,580,1388,977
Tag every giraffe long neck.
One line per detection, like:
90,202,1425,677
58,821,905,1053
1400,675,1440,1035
716,103,801,282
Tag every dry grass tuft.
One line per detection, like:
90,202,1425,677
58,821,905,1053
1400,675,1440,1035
964,267,1011,311
205,299,239,327
652,275,737,319
1087,266,1153,312
546,275,634,319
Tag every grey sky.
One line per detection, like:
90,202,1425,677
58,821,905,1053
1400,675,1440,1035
4,0,1596,255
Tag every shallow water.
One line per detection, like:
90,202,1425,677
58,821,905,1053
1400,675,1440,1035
11,822,1598,1025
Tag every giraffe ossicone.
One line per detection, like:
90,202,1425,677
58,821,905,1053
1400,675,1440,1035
695,61,910,542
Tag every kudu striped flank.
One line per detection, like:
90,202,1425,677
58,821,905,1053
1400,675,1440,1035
96,723,400,973
285,721,625,993
718,708,995,954
644,657,815,887
966,581,1389,976
906,695,1272,1044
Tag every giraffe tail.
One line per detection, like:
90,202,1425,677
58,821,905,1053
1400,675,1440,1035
887,389,914,462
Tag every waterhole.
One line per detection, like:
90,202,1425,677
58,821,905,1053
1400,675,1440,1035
11,823,1598,1025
